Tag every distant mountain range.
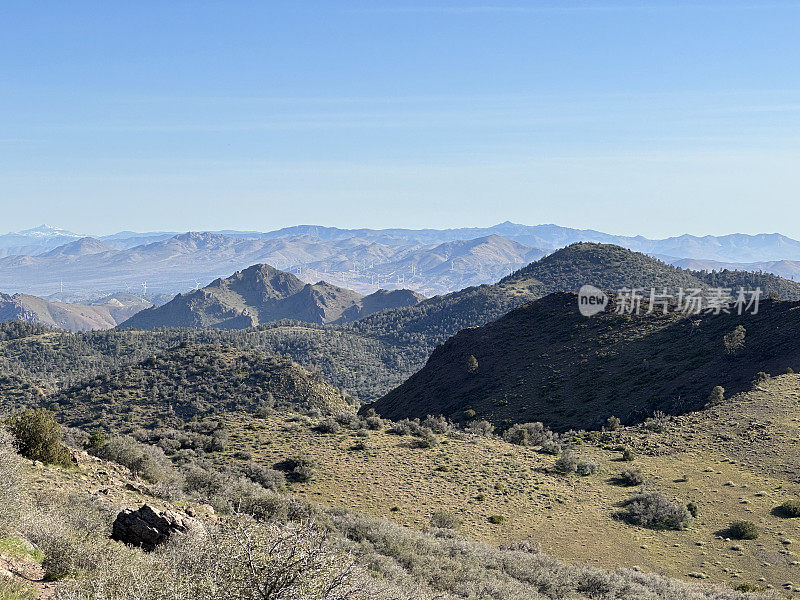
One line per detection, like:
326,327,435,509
1,222,799,304
0,292,155,331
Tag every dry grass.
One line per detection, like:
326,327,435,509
199,375,800,591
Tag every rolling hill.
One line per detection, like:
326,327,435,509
369,291,800,431
49,343,350,429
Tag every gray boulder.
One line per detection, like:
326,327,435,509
111,504,195,551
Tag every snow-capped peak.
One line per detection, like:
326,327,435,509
15,224,82,239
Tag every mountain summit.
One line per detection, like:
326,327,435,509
119,263,424,329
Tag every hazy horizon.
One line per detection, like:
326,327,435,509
4,221,800,242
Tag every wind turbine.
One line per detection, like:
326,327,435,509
193,279,201,291
141,281,148,296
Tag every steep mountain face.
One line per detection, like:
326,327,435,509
119,264,425,330
370,292,800,431
0,292,152,332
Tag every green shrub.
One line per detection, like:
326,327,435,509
487,515,506,525
0,428,25,532
728,520,759,540
686,502,699,518
87,430,107,449
621,447,635,462
4,409,73,467
605,416,621,431
776,500,800,518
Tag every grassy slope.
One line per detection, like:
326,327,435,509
208,375,800,591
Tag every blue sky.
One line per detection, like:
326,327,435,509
2,1,800,237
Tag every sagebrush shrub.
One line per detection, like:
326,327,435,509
728,520,759,540
503,422,547,446
619,468,644,486
539,438,562,455
412,427,439,448
776,499,800,518
554,451,578,474
315,418,340,434
242,462,285,491
576,458,599,476
365,416,384,430
91,435,175,483
465,420,494,437
281,455,317,482
622,490,691,530
707,385,725,405
429,510,460,530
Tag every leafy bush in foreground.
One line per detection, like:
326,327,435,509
4,408,73,467
0,427,25,532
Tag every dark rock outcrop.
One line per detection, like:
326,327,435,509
111,504,196,551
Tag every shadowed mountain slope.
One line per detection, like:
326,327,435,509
369,291,800,431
